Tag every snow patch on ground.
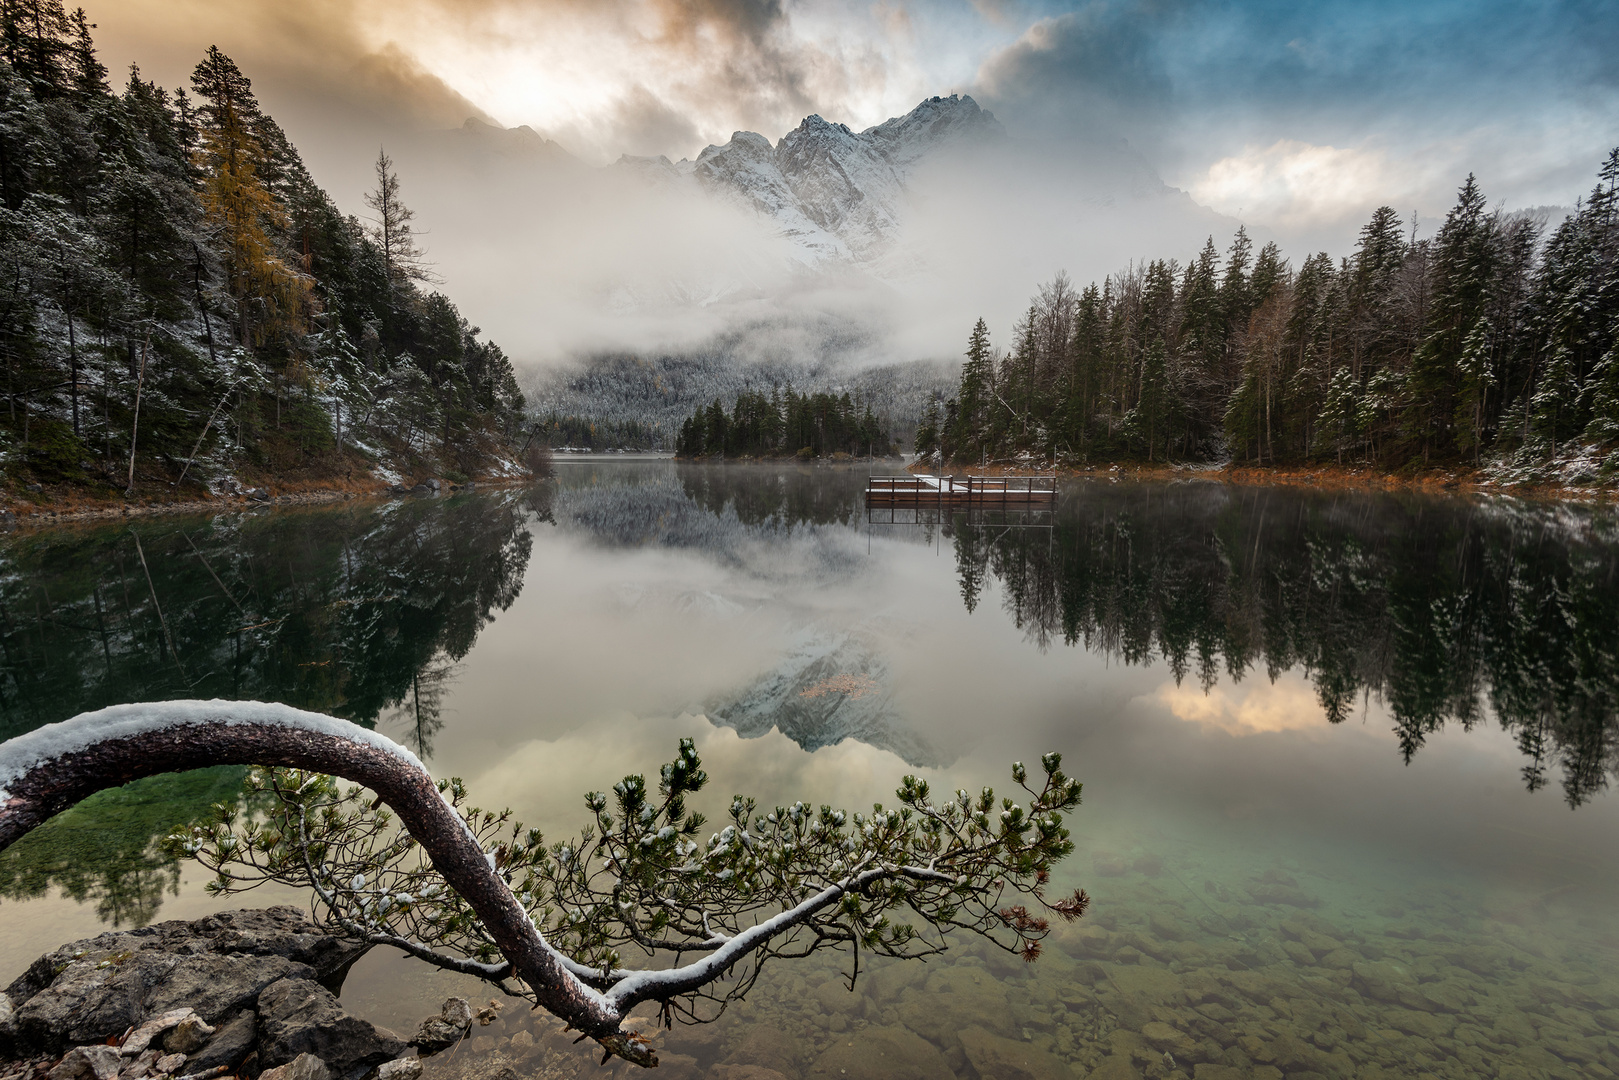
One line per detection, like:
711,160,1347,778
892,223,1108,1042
1483,440,1616,489
371,462,405,487
0,699,424,802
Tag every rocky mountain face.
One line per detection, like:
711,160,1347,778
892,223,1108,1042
617,95,1003,264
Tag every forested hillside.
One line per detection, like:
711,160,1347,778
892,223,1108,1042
0,7,526,500
533,348,952,452
918,155,1619,482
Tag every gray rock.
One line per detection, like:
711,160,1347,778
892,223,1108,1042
183,1012,256,1075
256,980,405,1076
173,1068,230,1080
122,1010,196,1057
164,1017,216,1055
373,1059,421,1080
3,907,367,1056
122,1049,162,1079
47,1046,121,1080
411,999,470,1054
0,990,13,1048
153,1054,188,1075
258,1054,330,1080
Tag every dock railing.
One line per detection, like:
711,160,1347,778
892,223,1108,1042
865,474,1058,502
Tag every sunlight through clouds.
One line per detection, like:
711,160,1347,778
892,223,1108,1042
1186,139,1417,230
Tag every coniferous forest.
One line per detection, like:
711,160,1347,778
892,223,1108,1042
674,387,895,459
917,155,1619,480
0,7,526,497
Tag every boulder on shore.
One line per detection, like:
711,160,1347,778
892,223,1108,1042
256,980,407,1076
2,907,367,1060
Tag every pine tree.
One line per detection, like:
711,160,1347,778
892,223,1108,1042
364,148,432,291
954,317,992,459
64,7,102,100
1405,175,1494,461
190,46,307,344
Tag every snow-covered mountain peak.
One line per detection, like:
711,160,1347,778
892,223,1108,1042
648,94,1004,265
863,94,998,166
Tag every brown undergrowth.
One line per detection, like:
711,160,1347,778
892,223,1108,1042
909,460,1616,502
1,457,532,529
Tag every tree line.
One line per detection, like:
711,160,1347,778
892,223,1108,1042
918,152,1619,476
675,387,895,459
0,5,526,494
533,412,662,451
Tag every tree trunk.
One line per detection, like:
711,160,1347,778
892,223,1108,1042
0,702,657,1067
127,338,148,493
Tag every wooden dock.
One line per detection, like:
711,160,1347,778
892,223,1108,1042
865,474,1058,505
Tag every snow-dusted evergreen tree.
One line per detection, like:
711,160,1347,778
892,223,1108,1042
0,23,527,494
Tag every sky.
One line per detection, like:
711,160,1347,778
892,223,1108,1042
86,0,1619,363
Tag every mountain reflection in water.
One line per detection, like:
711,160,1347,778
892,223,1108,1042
0,488,543,925
3,466,1617,942
553,464,1619,806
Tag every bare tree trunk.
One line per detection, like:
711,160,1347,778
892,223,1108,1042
66,302,79,437
126,337,148,494
175,387,234,489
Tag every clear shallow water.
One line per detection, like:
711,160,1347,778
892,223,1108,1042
3,463,1618,1080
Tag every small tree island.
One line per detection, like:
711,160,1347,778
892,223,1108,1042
0,702,1088,1067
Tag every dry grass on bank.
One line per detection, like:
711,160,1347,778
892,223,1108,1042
908,459,1616,502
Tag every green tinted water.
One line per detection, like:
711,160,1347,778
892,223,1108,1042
2,463,1616,1080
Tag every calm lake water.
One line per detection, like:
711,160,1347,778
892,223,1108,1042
3,462,1618,1080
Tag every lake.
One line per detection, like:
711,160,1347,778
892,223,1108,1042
3,461,1617,1080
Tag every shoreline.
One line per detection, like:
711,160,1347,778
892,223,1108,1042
904,460,1617,503
0,474,538,531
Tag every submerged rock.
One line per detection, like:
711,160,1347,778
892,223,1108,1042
956,1025,1077,1080
809,1025,957,1080
412,998,472,1054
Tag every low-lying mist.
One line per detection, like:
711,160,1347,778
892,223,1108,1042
374,118,1237,381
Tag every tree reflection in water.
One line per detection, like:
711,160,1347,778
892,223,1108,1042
0,488,544,925
938,483,1619,807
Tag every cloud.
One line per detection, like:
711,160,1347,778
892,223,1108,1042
90,0,493,131
1152,673,1337,738
974,4,1174,144
606,85,704,159
81,0,1619,371
1188,139,1410,230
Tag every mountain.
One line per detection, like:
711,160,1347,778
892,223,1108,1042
614,95,1004,264
525,347,958,449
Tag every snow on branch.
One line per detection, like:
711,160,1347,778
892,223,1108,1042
0,702,1089,1069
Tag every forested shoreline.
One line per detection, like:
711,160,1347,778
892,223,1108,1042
0,5,527,504
912,155,1619,483
674,386,897,459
